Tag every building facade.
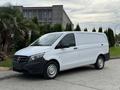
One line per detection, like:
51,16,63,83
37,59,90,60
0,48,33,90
15,5,73,29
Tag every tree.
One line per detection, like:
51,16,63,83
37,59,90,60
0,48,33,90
13,13,40,50
104,30,108,37
116,34,120,42
74,24,81,31
32,17,39,25
0,6,23,53
104,30,108,41
0,6,39,54
92,28,96,32
52,24,63,32
43,24,52,34
107,28,115,47
65,24,73,31
84,28,88,32
98,27,103,33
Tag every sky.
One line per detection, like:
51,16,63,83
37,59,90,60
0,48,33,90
0,0,120,34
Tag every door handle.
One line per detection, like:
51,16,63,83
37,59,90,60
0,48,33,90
74,47,78,49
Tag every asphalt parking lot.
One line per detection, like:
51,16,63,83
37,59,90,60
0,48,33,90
0,59,120,90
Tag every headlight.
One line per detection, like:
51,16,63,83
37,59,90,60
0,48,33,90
30,53,45,61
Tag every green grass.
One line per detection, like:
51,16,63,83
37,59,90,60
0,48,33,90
0,58,12,67
110,47,120,58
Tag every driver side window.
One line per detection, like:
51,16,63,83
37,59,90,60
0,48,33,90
56,33,76,49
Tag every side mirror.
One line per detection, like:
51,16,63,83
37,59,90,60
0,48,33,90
55,42,70,49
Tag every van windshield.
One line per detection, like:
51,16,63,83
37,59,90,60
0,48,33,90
31,33,62,46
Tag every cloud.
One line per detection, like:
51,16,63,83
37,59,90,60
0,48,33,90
64,0,120,22
0,0,120,33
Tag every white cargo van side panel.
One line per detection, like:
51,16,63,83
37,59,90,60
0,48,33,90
74,33,108,66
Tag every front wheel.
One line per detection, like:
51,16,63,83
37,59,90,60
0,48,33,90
94,56,105,70
43,61,59,79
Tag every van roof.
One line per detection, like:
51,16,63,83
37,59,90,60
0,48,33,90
49,31,105,35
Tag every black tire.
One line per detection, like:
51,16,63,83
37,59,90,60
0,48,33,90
43,61,59,79
94,56,105,70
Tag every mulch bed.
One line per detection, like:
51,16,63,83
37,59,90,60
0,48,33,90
0,67,10,71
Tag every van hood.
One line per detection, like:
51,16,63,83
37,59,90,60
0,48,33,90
15,46,51,56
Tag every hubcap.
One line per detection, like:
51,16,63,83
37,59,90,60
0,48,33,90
47,64,57,78
98,58,104,68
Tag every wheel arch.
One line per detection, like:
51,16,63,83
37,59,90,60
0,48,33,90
97,54,106,61
47,59,60,71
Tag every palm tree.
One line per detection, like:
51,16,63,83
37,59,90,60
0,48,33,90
0,7,16,53
0,6,35,54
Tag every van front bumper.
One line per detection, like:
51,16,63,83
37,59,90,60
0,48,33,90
13,57,47,74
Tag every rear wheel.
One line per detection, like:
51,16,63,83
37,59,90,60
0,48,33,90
94,56,105,69
43,61,59,79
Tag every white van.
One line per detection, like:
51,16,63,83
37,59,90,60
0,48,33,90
13,32,109,79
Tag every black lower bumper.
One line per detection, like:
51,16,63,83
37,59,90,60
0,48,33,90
13,60,47,74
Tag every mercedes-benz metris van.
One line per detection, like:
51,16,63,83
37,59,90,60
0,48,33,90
13,32,109,79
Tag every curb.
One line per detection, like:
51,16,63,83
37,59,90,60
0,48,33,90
110,57,120,60
0,71,18,81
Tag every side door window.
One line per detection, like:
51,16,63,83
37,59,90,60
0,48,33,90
56,33,76,49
